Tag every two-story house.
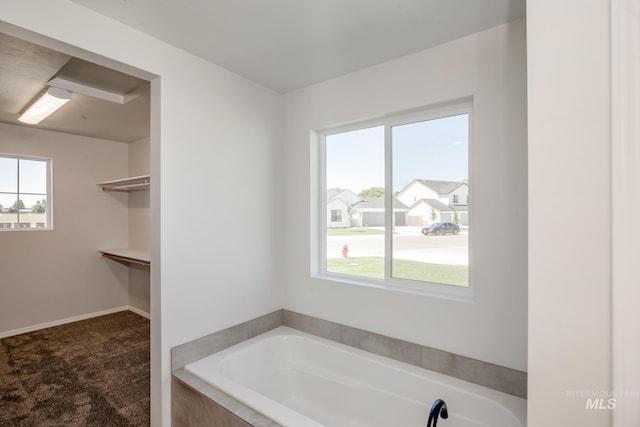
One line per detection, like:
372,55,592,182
395,179,469,226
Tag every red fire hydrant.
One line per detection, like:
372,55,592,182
341,244,349,258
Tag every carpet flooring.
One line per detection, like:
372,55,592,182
0,311,150,426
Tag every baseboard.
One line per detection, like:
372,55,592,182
0,306,143,339
127,305,150,319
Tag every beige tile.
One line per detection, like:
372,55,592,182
247,310,283,339
421,346,458,377
282,310,341,342
173,308,526,407
172,322,249,370
173,310,284,370
340,325,422,367
452,355,527,398
172,377,254,427
173,372,281,427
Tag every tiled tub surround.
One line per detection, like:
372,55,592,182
172,309,527,427
185,327,526,426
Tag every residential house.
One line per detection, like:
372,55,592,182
395,179,469,226
352,197,409,227
326,188,363,228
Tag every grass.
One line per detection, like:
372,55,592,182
328,257,385,279
326,228,384,236
327,257,468,287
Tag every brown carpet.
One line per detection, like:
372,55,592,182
0,311,150,426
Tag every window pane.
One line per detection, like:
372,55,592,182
0,157,17,193
325,126,385,279
391,114,469,287
20,159,47,194
20,194,48,228
0,193,17,228
0,155,51,231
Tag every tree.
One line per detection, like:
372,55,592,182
9,199,25,213
430,207,438,222
358,187,384,198
32,199,46,214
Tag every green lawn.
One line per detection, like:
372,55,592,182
326,228,384,236
327,256,468,287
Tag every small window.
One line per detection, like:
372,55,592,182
0,154,52,230
319,102,471,293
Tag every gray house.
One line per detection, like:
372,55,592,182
352,197,409,227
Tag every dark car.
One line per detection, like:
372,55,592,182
421,222,460,235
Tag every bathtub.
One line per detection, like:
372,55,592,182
185,326,526,427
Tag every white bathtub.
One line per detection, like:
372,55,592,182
185,326,526,427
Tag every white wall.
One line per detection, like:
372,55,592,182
611,2,640,426
128,137,150,314
0,122,129,333
128,136,150,252
0,2,283,426
282,20,528,371
527,0,612,426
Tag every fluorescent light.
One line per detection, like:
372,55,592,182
18,87,72,124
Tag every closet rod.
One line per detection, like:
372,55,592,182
101,182,150,192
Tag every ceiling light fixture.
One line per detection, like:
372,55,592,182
48,77,136,104
18,87,72,124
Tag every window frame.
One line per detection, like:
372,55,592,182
314,99,473,300
0,153,53,231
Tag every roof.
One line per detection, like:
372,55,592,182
326,188,364,206
417,180,466,195
355,197,409,210
409,198,470,212
410,198,452,211
449,205,468,212
326,188,342,200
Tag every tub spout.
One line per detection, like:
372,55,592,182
427,398,448,427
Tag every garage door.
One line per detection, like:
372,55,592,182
362,212,384,227
394,212,406,226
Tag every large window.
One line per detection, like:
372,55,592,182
0,154,52,230
320,103,470,293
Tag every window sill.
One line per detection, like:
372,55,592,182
312,271,474,303
0,226,53,232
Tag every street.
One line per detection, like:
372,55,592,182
327,227,468,266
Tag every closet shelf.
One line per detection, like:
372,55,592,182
100,248,150,267
97,175,150,192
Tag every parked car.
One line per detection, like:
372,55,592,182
421,222,460,235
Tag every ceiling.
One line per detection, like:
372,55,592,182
0,33,150,143
71,0,526,93
0,1,525,141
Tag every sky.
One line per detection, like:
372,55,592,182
325,113,469,193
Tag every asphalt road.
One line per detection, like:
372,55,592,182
327,227,468,266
